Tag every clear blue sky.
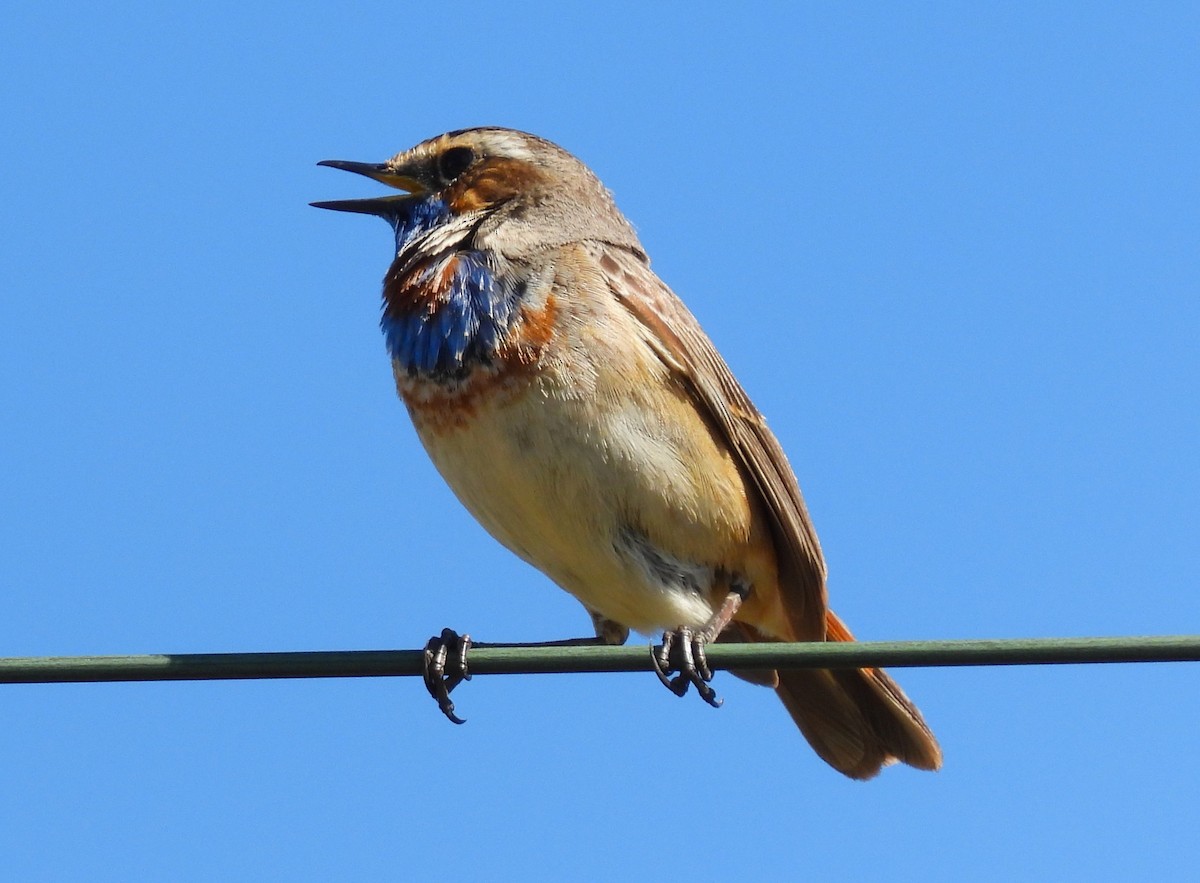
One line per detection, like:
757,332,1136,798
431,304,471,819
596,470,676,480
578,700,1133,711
3,3,1198,880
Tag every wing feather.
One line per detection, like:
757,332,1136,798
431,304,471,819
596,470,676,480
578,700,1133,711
591,243,828,640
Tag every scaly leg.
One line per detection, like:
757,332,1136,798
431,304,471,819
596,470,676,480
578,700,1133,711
651,582,749,707
422,610,630,724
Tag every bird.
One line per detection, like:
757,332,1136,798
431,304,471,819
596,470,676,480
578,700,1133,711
313,127,941,779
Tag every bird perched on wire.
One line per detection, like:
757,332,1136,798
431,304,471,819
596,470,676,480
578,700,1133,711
313,127,941,778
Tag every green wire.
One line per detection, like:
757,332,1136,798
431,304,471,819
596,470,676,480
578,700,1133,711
2,635,1198,684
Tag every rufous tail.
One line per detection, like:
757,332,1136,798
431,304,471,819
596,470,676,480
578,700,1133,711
772,610,942,779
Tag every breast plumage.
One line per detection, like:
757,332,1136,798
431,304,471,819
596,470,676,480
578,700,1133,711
378,198,522,379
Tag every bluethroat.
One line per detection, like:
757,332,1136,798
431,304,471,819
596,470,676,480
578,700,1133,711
314,128,941,778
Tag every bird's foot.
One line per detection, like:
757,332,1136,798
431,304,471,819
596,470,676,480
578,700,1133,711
652,626,722,708
423,627,472,724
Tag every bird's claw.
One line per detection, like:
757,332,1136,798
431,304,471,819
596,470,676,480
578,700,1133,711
651,626,722,708
423,627,472,724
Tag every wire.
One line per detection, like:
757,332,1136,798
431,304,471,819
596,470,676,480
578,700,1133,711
2,635,1199,684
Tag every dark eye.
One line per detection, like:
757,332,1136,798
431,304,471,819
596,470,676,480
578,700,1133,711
437,146,475,183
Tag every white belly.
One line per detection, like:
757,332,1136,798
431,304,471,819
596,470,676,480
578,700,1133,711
409,379,720,633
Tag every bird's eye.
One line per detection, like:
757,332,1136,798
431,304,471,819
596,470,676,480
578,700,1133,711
437,146,475,184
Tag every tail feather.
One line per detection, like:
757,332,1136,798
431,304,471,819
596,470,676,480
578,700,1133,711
738,611,942,779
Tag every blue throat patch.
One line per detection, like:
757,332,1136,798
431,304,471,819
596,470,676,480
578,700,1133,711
380,197,521,377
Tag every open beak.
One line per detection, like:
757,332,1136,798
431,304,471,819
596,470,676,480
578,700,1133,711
311,159,426,217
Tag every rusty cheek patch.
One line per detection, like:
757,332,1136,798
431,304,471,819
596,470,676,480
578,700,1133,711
446,157,546,213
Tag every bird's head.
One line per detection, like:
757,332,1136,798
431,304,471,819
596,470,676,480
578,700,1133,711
313,127,642,259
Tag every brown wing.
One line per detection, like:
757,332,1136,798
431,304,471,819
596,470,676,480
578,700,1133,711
592,243,828,640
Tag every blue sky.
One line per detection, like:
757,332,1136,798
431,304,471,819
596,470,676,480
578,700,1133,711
3,3,1198,879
